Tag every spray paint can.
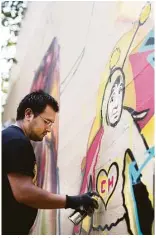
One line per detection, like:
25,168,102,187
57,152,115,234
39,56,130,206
68,196,99,225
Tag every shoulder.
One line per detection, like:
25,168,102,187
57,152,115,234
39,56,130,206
2,126,32,150
3,125,24,137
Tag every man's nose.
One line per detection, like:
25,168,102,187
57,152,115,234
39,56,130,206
46,127,51,132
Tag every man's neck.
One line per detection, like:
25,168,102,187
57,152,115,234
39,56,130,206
15,120,28,137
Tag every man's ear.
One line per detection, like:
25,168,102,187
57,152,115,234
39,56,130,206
25,108,34,120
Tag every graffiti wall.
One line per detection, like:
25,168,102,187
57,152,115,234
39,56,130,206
73,2,155,235
2,1,154,235
29,37,60,235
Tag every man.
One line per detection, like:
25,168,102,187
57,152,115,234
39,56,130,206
2,90,97,235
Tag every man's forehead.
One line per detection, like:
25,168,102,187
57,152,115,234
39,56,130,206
43,105,55,112
42,105,56,118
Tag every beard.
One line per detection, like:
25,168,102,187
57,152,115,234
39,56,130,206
30,131,45,141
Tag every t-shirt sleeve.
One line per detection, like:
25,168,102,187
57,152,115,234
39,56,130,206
4,139,35,177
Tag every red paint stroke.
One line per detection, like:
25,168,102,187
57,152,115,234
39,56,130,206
73,127,104,234
101,180,106,193
108,176,114,192
129,50,154,129
80,127,104,194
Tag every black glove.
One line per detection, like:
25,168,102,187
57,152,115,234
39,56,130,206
65,191,99,210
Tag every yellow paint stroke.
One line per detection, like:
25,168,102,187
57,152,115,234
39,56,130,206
81,156,86,172
81,216,92,233
124,80,136,109
139,2,151,25
109,48,121,70
141,116,154,148
116,1,148,23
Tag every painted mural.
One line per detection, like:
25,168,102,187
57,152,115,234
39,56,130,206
73,2,154,235
29,37,60,235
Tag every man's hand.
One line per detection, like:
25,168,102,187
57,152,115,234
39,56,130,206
65,191,99,210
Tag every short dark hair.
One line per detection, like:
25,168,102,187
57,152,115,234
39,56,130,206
16,90,59,120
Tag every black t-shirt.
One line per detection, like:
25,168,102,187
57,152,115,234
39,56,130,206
2,125,38,235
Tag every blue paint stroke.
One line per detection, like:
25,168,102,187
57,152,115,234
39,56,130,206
130,147,155,184
139,30,154,53
129,146,155,234
147,52,155,68
129,168,143,235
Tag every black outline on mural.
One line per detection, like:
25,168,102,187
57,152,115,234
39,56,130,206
105,68,126,127
92,215,126,232
122,149,135,235
73,2,154,235
122,148,154,234
78,214,126,234
96,162,119,209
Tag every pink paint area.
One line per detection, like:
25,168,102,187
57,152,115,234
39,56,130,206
108,176,114,192
73,127,103,235
101,180,106,193
100,176,114,193
129,50,154,129
73,225,81,234
80,127,104,194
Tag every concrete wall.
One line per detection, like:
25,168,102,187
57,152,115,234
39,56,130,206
3,1,155,235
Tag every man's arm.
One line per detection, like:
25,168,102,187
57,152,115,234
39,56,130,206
8,173,66,209
8,173,98,211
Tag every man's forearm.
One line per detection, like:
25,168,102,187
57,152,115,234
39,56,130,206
8,173,98,211
8,173,66,209
18,183,66,209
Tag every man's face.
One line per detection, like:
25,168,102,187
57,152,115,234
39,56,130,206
107,75,124,127
29,105,56,141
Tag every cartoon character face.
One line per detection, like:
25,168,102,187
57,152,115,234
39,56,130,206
106,69,125,127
